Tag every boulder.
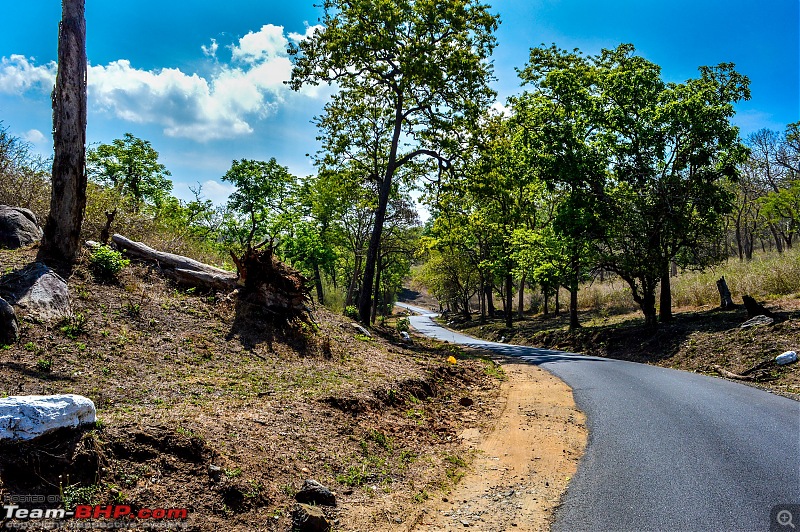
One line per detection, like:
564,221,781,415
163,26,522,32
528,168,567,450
0,297,18,344
291,504,331,532
0,394,96,441
0,262,71,322
0,206,43,249
295,479,337,507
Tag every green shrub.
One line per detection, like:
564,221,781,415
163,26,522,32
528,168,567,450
395,317,410,332
344,305,359,320
89,245,130,279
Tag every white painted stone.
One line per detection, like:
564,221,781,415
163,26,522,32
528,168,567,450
0,394,96,441
776,351,798,366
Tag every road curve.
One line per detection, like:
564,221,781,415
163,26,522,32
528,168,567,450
396,302,800,532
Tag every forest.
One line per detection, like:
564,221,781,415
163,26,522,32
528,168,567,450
1,0,798,333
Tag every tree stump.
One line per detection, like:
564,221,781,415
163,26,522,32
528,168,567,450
716,276,736,310
741,295,777,319
231,245,311,320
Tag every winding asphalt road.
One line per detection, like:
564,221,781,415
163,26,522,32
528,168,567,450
396,302,800,532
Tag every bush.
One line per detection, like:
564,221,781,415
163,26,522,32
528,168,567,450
395,317,410,332
344,305,359,320
89,245,129,279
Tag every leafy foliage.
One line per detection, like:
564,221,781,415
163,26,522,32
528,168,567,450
87,133,173,213
89,245,130,280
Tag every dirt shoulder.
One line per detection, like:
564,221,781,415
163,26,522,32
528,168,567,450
410,355,587,532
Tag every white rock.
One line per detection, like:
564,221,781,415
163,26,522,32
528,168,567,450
776,351,798,366
0,394,96,441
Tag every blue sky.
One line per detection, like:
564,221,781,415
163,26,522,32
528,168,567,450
0,1,797,207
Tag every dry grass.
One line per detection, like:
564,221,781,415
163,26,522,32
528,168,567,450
574,248,800,314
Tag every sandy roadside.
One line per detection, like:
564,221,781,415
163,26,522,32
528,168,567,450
409,356,587,531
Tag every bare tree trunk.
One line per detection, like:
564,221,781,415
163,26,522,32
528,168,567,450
505,273,513,328
769,224,784,253
312,262,324,305
517,272,525,319
38,0,87,267
543,286,549,316
659,269,673,322
370,253,381,324
569,288,579,329
554,288,560,316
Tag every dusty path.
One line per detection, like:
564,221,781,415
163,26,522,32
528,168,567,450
410,357,587,531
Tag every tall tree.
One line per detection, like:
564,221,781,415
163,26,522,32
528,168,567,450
38,0,87,266
290,0,498,323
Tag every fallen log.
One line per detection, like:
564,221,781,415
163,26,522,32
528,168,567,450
109,234,238,290
712,364,756,381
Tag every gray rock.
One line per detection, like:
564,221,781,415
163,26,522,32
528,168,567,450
0,206,43,249
291,503,331,532
0,394,96,441
295,479,336,507
0,262,71,322
0,297,18,344
740,315,774,329
400,331,411,343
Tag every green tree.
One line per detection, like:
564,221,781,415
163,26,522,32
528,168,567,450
87,133,172,213
221,158,294,250
290,0,499,323
513,45,608,329
515,44,749,328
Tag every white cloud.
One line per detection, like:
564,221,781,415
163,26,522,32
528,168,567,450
201,39,218,58
230,24,288,64
22,129,46,144
198,179,237,204
0,24,324,143
0,55,56,93
288,24,323,44
490,101,512,117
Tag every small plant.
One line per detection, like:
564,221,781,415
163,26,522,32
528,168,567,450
367,429,392,450
344,305,359,320
24,341,38,352
89,245,130,280
60,313,88,339
224,468,242,478
336,466,366,487
399,450,417,464
443,453,467,467
395,317,410,332
36,358,52,372
125,300,142,317
61,483,100,509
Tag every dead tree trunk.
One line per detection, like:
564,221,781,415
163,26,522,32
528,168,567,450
716,276,736,310
38,0,87,267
